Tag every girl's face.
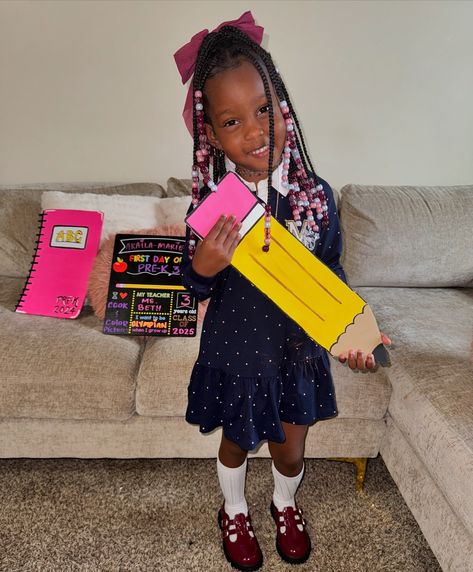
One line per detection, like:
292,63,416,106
203,59,287,183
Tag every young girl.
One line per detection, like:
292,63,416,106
175,12,390,571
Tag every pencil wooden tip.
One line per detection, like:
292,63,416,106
330,304,391,367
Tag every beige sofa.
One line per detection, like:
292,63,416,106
0,181,472,571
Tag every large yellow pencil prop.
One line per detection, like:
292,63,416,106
186,173,390,366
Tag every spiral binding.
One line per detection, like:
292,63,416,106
15,211,48,311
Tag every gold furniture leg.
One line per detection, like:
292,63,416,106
327,457,368,492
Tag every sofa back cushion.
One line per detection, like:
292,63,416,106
0,189,41,278
339,184,473,287
0,182,166,278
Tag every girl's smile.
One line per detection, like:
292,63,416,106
249,144,269,157
203,59,287,183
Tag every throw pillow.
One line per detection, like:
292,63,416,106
41,191,191,246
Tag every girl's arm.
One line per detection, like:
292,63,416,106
313,179,348,285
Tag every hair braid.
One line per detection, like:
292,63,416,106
279,83,320,185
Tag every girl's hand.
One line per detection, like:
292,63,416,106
338,333,392,372
191,215,242,278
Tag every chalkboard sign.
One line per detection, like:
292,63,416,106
103,234,197,337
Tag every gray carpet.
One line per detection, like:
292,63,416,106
0,456,441,572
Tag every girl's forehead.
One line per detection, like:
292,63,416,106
204,60,267,105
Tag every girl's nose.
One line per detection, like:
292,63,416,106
244,119,264,141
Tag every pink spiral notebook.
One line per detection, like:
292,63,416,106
15,209,103,319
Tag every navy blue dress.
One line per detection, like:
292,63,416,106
181,177,348,451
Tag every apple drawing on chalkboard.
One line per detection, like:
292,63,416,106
113,257,127,273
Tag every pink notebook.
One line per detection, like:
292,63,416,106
15,209,103,319
185,172,261,239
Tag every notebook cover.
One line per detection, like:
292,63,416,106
185,172,259,239
15,209,103,319
102,234,197,337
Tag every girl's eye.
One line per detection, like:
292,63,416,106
223,119,238,128
258,104,270,115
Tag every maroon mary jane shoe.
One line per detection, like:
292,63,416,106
218,506,263,571
270,501,311,564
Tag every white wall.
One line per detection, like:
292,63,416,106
1,0,472,188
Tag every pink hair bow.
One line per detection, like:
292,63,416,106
174,11,264,136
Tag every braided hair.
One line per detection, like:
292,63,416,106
188,25,329,257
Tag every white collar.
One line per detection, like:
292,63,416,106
223,156,288,200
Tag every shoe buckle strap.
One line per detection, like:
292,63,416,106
280,506,306,530
223,514,253,538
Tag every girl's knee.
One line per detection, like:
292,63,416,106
219,433,248,465
272,455,304,476
269,442,305,474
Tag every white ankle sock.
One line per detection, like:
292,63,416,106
272,461,304,511
217,457,249,520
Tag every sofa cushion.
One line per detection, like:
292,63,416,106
0,276,142,421
135,335,201,418
135,291,392,421
0,183,165,278
0,190,40,278
364,285,473,537
0,181,165,196
339,184,473,287
166,177,192,197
